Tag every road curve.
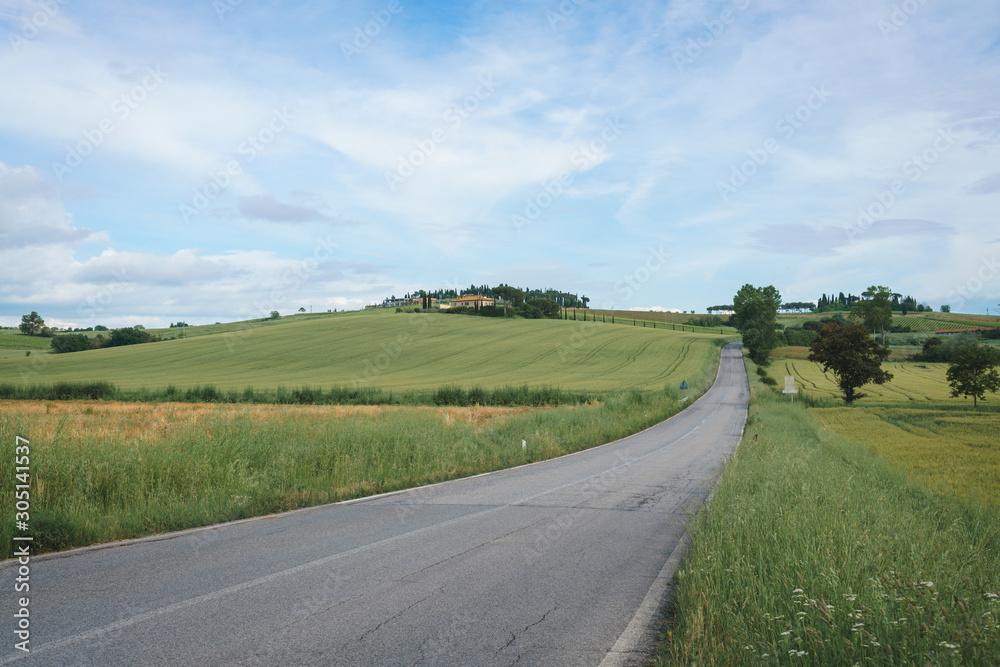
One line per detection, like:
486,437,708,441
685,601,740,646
2,342,748,666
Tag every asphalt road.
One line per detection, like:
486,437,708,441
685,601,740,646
2,342,748,666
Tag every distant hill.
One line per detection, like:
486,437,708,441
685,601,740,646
0,310,725,392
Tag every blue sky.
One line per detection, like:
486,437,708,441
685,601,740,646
1,0,999,328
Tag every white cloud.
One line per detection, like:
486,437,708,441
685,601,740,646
0,162,104,249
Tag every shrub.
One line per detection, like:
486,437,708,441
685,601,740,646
467,386,487,404
433,385,466,406
686,315,723,328
93,327,152,349
50,333,92,353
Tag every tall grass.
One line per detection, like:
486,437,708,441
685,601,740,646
0,382,592,407
0,355,718,556
657,361,1000,665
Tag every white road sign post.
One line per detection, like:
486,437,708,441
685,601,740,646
783,375,798,404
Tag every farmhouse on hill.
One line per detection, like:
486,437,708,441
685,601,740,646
448,294,495,310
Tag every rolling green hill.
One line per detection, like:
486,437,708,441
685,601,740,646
0,311,728,392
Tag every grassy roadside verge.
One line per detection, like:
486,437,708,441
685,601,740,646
0,349,721,558
656,359,1000,665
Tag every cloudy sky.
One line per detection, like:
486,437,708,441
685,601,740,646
1,0,999,328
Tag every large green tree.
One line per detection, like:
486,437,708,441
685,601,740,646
732,284,782,366
946,340,1000,408
492,285,524,313
19,311,45,335
853,285,898,348
808,322,893,403
526,297,561,318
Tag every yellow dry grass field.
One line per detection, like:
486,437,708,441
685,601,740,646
1,399,534,448
813,407,1000,505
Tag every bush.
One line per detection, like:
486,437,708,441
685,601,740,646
911,335,982,363
0,381,117,401
433,385,466,406
467,386,487,404
526,298,561,318
50,333,92,353
686,315,723,328
518,304,543,319
781,327,819,347
93,327,152,349
185,385,220,402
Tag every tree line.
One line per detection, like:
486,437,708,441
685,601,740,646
17,311,158,354
816,291,938,314
389,284,590,309
50,327,159,353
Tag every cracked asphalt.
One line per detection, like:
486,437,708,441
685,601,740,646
1,343,747,666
